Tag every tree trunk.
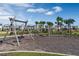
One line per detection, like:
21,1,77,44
68,24,71,35
58,26,61,32
36,24,37,30
48,26,51,39
70,25,72,35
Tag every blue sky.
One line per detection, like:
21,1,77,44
0,3,79,26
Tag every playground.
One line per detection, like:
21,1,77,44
0,34,79,55
0,17,79,56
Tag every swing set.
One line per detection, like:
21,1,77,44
2,16,35,46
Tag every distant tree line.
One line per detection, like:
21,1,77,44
35,16,76,36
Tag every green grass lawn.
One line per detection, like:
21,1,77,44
0,52,64,56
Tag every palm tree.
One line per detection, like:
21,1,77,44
64,19,75,35
47,22,53,39
55,16,63,32
39,21,45,32
35,21,39,31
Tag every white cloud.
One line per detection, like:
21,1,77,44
16,14,26,21
0,7,11,16
0,16,14,20
27,6,63,16
0,4,63,25
12,3,34,8
27,8,48,13
27,9,36,13
45,6,62,16
45,11,54,16
53,6,62,13
0,4,15,24
0,16,8,20
0,16,13,24
0,4,15,16
3,4,15,15
35,8,48,13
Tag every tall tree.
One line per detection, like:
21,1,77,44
64,19,75,35
39,21,45,32
55,16,63,32
47,22,53,39
35,21,39,31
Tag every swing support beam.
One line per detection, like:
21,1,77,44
10,18,27,23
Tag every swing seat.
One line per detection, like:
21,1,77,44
18,36,24,39
21,36,24,38
0,40,3,44
13,40,21,43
